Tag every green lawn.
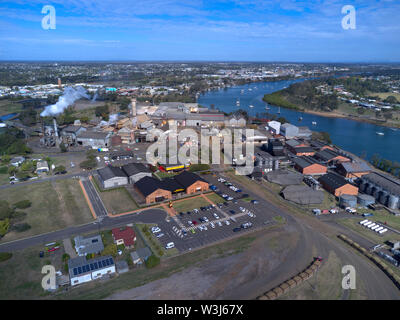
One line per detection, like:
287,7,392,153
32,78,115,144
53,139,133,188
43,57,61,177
205,193,225,204
0,179,93,242
172,196,211,212
99,187,139,215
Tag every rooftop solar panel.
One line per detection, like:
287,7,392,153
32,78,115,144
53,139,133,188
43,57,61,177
73,268,77,276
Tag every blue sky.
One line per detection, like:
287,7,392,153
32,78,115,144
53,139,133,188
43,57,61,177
0,0,399,62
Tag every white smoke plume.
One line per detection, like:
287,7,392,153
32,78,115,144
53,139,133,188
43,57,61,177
40,86,90,117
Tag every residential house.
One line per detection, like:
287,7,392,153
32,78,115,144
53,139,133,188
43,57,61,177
112,226,136,249
36,160,49,174
74,234,104,257
130,247,152,265
68,255,115,286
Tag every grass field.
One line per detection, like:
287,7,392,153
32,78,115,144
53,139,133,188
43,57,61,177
280,250,367,300
0,100,23,117
100,187,139,215
0,242,64,299
337,218,400,244
172,196,212,212
0,179,93,242
205,193,225,204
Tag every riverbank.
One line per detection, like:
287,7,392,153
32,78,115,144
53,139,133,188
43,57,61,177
263,92,400,129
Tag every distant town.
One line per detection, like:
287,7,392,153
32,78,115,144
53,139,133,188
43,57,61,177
0,62,399,300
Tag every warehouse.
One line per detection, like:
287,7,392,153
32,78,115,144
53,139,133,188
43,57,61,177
292,146,316,156
336,161,371,179
318,173,358,197
281,185,324,205
122,163,152,184
134,176,172,204
76,130,111,148
314,148,350,165
97,166,128,189
174,171,209,194
280,123,299,139
292,156,327,175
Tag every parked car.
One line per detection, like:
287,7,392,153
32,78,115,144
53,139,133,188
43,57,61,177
233,227,242,232
229,210,236,215
251,200,259,204
210,222,215,228
151,227,161,233
213,213,220,219
217,221,223,227
156,233,164,238
225,220,230,226
241,222,253,229
165,242,175,249
362,213,374,217
192,220,198,225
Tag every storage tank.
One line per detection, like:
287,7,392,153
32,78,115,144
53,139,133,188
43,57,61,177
339,194,357,208
379,191,389,206
357,194,375,207
359,181,367,193
388,195,400,210
273,160,279,170
372,186,382,200
365,183,374,195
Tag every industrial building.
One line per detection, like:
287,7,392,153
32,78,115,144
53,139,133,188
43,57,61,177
134,176,172,204
314,148,350,165
292,156,327,175
121,163,152,184
280,123,299,139
97,166,129,189
281,185,324,205
358,172,400,210
173,171,209,195
336,161,372,179
266,120,281,135
318,173,358,197
76,130,111,148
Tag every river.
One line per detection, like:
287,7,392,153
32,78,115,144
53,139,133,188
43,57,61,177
198,79,400,163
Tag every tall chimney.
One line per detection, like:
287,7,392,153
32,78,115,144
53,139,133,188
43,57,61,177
58,78,62,89
53,118,59,138
131,98,137,117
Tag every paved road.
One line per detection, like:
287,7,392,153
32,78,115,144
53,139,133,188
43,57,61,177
80,177,108,217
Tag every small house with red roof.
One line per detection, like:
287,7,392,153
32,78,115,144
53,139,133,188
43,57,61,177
112,226,136,249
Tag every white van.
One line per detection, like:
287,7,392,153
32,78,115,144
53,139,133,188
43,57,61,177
165,242,175,249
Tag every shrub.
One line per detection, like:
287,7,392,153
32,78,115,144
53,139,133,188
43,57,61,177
13,200,32,209
0,166,7,174
10,211,27,223
11,223,31,232
62,253,70,262
0,252,12,262
145,255,160,268
0,200,14,220
0,219,10,236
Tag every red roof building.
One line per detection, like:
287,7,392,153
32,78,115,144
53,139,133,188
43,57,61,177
112,226,136,248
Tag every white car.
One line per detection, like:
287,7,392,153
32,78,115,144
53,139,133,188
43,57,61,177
345,207,356,213
239,207,246,212
156,233,164,238
247,212,254,217
213,213,220,219
217,221,223,227
188,221,194,226
225,220,230,226
165,242,175,249
227,197,233,201
210,222,215,228
203,217,209,222
151,227,161,233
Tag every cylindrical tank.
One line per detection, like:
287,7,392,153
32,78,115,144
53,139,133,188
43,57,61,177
379,191,389,205
365,183,374,195
273,160,279,170
388,195,400,210
372,186,382,200
359,181,367,192
357,194,375,207
339,194,357,208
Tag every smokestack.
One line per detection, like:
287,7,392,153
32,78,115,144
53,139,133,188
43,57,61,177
53,118,59,138
58,78,62,89
131,98,137,117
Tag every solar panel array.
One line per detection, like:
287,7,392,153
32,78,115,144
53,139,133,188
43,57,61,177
72,257,114,277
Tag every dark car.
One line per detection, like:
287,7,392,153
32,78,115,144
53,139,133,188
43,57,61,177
223,202,229,206
229,210,236,214
179,212,184,216
39,251,44,258
251,200,259,204
55,170,67,175
200,207,206,211
233,227,241,232
241,194,249,198
187,211,191,215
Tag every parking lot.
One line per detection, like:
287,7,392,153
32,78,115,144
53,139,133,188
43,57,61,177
147,173,278,253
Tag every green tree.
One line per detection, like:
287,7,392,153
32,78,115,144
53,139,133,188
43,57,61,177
145,254,160,268
0,219,10,237
54,165,66,174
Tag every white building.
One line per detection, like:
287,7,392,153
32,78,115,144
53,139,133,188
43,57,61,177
68,256,116,286
36,161,49,174
267,121,281,135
